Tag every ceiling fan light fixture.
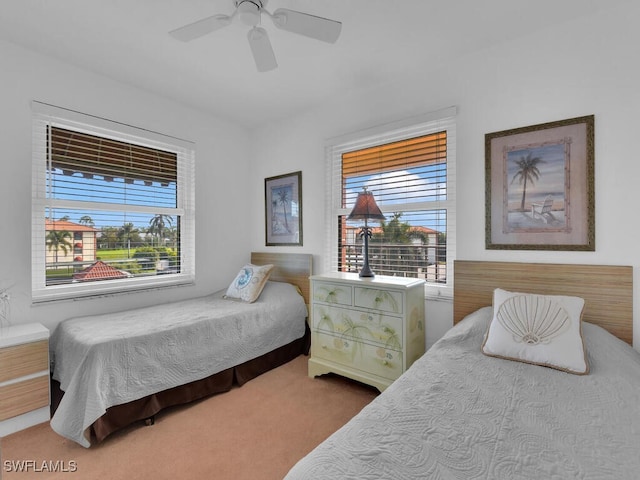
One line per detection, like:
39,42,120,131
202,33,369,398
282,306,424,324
237,1,262,27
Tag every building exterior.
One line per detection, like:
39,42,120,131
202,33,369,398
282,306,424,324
45,219,98,265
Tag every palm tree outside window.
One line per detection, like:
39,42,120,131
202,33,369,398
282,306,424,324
46,229,72,264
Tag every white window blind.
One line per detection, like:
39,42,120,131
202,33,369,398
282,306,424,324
31,102,195,302
325,107,456,297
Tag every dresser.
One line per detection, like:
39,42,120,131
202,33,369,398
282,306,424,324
308,272,425,391
0,323,50,437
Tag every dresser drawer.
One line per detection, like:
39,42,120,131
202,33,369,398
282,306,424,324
354,287,403,314
312,331,403,381
0,376,50,421
0,340,49,383
313,305,403,349
313,282,352,306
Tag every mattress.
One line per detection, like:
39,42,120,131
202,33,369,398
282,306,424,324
50,280,307,447
285,307,640,479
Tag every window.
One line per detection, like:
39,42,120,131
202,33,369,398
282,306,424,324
325,107,456,296
32,102,195,302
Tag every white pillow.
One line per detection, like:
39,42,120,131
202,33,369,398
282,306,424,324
482,288,589,375
224,264,274,303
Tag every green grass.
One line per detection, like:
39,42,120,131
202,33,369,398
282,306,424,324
96,249,130,260
46,268,74,278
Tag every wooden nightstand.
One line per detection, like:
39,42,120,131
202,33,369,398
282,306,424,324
0,323,50,437
309,273,425,392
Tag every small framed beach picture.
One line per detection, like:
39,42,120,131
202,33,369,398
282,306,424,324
485,115,594,251
265,171,303,246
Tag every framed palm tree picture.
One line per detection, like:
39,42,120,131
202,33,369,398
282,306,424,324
485,115,594,250
265,171,303,246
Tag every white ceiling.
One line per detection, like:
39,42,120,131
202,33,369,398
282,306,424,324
0,0,628,128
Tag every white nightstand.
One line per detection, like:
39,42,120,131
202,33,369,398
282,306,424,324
0,323,50,437
309,272,425,391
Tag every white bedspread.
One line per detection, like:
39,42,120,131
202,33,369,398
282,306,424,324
50,281,307,447
286,307,640,479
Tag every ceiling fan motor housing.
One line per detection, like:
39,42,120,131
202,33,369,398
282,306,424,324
236,0,265,26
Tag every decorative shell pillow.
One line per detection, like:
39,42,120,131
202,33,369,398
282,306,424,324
224,264,274,303
482,288,589,375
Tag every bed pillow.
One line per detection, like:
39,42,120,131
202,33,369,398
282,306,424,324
224,264,274,303
481,288,589,375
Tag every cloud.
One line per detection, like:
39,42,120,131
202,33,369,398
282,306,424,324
362,170,446,205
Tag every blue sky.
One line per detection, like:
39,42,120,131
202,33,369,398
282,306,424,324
49,169,176,229
343,164,447,233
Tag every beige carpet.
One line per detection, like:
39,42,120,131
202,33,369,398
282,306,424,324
0,355,378,480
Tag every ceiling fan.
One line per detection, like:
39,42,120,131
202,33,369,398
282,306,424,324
169,0,342,72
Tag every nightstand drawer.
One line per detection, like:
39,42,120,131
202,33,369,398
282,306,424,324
0,323,50,435
0,375,49,421
312,331,403,381
313,282,352,306
313,305,403,349
0,339,49,383
354,287,404,314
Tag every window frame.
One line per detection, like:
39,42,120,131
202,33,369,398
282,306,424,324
325,107,456,299
31,102,196,303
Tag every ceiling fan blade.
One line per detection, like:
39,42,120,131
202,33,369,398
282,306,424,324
271,8,342,44
169,14,232,42
247,27,278,72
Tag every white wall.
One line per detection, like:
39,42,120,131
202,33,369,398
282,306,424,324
0,39,252,332
248,2,640,351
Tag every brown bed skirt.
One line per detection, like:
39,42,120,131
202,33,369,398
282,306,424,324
51,323,310,444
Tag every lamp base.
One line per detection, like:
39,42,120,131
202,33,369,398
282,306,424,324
358,224,375,277
359,264,375,278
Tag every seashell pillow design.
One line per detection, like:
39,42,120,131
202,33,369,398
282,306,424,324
482,288,589,375
224,263,274,303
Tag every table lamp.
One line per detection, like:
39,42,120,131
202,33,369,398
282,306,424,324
347,187,385,277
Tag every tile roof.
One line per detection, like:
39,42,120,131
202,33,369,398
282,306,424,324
45,219,98,232
346,225,440,235
73,261,129,281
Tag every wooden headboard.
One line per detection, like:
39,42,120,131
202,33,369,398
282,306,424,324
251,252,312,305
454,260,633,344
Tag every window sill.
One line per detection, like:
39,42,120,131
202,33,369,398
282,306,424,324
32,275,195,305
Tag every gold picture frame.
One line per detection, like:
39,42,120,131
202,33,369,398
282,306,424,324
485,115,594,250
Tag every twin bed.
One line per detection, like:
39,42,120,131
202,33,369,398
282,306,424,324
50,252,312,447
285,260,640,479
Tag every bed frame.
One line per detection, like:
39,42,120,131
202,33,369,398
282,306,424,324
453,260,633,344
52,252,313,443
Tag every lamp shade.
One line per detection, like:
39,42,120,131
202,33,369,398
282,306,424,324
347,190,385,221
